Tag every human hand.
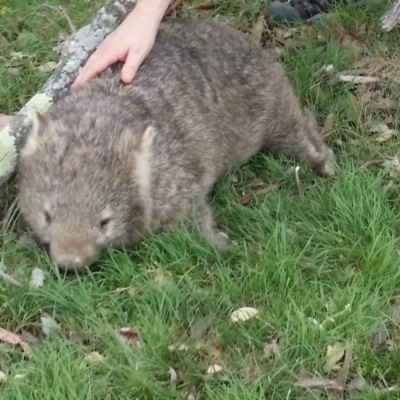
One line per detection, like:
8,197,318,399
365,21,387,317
71,7,160,88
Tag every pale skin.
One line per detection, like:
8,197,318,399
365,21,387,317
72,0,171,88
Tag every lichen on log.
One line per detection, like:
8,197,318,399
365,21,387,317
0,0,137,190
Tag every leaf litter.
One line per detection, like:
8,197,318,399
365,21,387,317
79,351,105,369
190,313,213,339
0,327,31,355
230,307,259,323
116,327,141,348
0,370,6,384
41,313,61,337
296,341,353,398
263,333,281,360
29,267,45,288
323,341,346,372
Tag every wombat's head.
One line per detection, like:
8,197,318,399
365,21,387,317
17,112,155,272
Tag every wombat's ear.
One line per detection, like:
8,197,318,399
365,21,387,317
21,112,47,157
114,125,156,157
137,125,156,152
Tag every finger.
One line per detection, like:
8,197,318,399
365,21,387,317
120,52,144,84
72,50,120,88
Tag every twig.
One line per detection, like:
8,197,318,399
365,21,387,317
0,268,23,288
357,159,384,171
0,197,19,235
195,3,216,10
165,0,185,16
294,166,303,199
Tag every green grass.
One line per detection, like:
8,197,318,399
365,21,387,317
1,0,400,399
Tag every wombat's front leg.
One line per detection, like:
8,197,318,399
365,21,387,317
194,198,237,248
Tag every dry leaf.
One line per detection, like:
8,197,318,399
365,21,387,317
41,314,60,337
36,61,57,73
0,33,7,46
10,51,28,59
383,156,400,177
354,56,375,69
323,341,346,372
117,327,141,348
30,267,45,288
0,370,6,384
376,130,396,143
190,313,213,339
169,367,177,390
304,26,315,36
330,25,354,44
351,374,368,391
0,327,31,354
390,302,400,324
369,122,397,143
19,331,40,347
263,335,281,360
252,14,265,43
153,269,166,286
206,364,223,374
14,373,27,380
321,113,334,136
6,67,21,76
230,307,259,323
79,351,105,369
168,343,189,351
204,342,223,363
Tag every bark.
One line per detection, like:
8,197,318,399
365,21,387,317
381,0,400,32
0,0,137,190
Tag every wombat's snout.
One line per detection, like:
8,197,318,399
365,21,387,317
50,241,97,272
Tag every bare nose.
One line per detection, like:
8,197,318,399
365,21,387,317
53,253,86,271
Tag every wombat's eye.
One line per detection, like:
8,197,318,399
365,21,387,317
100,218,111,229
44,212,51,224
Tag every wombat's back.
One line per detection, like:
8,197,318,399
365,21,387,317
59,17,301,177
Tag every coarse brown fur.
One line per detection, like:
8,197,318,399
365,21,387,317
17,17,336,271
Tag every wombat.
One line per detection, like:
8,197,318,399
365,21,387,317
17,17,335,272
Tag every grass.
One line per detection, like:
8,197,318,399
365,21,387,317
1,0,400,399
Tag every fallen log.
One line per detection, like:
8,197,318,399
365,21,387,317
0,0,137,190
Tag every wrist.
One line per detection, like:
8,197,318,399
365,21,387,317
133,0,171,23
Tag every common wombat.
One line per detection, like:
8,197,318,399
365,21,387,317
17,17,335,271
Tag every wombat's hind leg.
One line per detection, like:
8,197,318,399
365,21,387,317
265,125,336,177
194,198,237,248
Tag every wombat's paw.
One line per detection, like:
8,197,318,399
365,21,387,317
210,230,238,248
312,148,336,177
320,148,336,177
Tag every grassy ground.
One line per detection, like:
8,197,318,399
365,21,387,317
1,0,400,399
